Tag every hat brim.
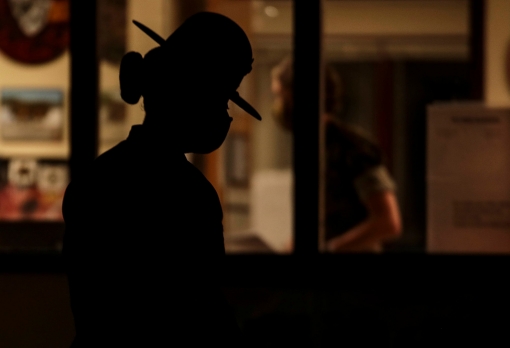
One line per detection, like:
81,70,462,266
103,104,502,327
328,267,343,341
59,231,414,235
230,92,262,120
133,20,262,121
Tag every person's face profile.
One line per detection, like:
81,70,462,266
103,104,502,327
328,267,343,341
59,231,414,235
177,84,234,154
182,111,232,154
271,74,293,130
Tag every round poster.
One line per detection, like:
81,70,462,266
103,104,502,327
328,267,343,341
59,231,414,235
0,0,69,64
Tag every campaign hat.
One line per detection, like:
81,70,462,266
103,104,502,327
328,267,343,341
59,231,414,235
133,12,261,121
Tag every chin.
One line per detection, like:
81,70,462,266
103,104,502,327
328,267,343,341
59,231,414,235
189,142,223,154
186,136,227,154
185,117,231,154
192,148,217,155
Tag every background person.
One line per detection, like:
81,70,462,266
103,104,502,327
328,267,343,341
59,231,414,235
271,57,401,252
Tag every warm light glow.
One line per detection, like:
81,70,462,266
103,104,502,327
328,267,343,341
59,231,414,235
264,5,279,18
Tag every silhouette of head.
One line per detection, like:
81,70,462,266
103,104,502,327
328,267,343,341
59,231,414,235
119,12,261,154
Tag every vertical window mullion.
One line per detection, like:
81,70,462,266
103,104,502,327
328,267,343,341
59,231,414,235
70,0,99,181
293,0,323,254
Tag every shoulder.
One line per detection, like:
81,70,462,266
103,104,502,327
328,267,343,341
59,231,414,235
184,161,222,209
92,141,130,177
326,120,383,176
354,165,396,202
327,121,379,153
62,142,129,215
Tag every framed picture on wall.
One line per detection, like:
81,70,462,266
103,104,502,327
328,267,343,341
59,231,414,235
0,88,64,141
99,89,128,144
0,0,69,65
225,132,249,188
0,157,67,221
97,0,126,64
0,157,68,253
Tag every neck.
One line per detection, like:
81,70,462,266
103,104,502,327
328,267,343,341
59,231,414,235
137,121,185,153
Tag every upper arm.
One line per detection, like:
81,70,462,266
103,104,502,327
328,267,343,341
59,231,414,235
354,166,401,235
364,190,401,236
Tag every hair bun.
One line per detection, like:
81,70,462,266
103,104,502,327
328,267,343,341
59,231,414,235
119,51,143,104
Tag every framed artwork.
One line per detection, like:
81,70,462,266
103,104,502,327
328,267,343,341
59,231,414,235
99,89,128,144
0,157,67,221
97,0,126,64
225,132,249,187
0,88,64,141
0,0,69,64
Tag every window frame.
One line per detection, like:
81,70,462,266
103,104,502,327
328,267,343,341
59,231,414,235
1,0,489,270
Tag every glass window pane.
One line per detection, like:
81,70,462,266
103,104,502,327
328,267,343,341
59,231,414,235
212,1,294,254
322,0,471,254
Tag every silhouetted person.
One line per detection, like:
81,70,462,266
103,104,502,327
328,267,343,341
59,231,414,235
62,12,261,347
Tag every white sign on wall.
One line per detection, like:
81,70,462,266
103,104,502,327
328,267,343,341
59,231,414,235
427,102,510,253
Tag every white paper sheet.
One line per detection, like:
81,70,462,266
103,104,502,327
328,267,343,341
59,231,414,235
427,103,510,253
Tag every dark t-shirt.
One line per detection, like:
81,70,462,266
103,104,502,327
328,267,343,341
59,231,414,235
62,125,241,347
325,120,395,241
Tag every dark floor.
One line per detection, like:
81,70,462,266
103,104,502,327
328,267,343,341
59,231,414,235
225,286,509,347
